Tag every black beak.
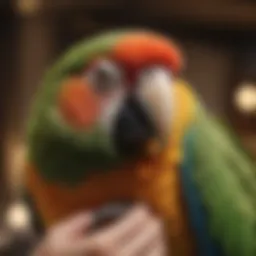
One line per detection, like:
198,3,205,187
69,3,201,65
113,95,156,156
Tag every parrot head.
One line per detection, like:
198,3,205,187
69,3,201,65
28,30,184,184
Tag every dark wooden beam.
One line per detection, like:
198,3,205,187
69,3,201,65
11,0,256,33
35,1,256,31
137,2,256,28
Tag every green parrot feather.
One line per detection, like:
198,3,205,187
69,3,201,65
27,31,129,184
189,105,256,256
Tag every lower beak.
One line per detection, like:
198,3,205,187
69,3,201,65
113,95,156,157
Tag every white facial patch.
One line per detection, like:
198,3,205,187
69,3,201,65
136,66,173,139
99,87,126,136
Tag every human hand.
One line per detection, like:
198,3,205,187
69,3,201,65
33,205,167,256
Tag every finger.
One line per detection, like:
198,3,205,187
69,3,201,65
54,206,149,256
141,236,167,256
120,217,163,256
55,212,93,235
142,233,167,256
145,243,167,256
93,204,150,243
72,237,116,256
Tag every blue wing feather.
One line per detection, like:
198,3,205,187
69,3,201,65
181,129,223,256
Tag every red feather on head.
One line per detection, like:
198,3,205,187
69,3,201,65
112,32,183,85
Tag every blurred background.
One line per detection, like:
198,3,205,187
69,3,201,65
0,0,255,254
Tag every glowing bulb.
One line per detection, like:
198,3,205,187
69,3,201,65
5,202,31,231
234,83,256,114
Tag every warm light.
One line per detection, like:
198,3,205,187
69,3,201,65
5,202,31,231
15,0,41,16
234,83,256,114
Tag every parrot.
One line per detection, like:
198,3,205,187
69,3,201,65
24,29,256,256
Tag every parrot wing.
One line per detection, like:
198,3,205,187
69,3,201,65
181,106,256,256
181,131,223,256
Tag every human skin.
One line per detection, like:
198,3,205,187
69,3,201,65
33,205,167,256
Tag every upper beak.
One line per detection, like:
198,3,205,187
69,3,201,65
113,74,173,157
136,73,173,144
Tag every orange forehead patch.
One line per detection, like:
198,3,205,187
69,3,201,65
112,33,183,74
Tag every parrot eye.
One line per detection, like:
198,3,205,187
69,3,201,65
87,59,124,93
